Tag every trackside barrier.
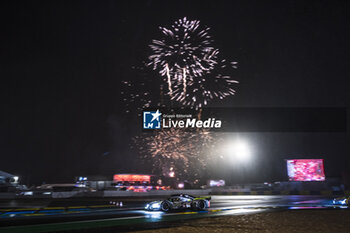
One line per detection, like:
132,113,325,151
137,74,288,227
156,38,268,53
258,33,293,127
210,190,350,195
0,193,15,199
51,191,104,198
2,189,348,199
52,191,79,198
48,190,211,198
103,189,210,197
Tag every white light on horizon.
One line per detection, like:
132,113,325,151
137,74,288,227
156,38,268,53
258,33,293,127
225,140,251,163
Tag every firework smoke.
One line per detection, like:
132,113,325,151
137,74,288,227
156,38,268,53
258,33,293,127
134,128,218,181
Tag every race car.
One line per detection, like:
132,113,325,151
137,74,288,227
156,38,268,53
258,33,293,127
332,196,350,206
145,194,211,212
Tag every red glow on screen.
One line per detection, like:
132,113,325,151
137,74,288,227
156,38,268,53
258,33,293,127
113,174,151,183
286,159,325,181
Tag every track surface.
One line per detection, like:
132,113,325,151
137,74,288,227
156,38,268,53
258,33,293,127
0,195,346,232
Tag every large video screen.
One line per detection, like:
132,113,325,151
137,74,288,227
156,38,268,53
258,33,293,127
286,159,325,181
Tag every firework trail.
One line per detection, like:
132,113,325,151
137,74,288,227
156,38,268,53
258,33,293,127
172,60,239,109
182,67,187,95
148,17,219,95
165,63,173,96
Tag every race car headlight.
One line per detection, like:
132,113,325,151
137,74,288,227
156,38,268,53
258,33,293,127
340,199,346,205
145,204,149,209
151,203,161,209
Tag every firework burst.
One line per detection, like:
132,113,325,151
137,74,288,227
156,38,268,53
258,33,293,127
129,17,240,181
148,17,219,95
148,17,239,109
134,128,217,180
172,60,239,109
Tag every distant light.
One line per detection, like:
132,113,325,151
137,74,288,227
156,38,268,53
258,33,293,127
169,171,175,177
78,176,88,181
178,183,184,188
225,140,251,162
209,180,225,187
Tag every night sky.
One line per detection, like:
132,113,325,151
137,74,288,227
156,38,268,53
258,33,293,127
1,1,349,185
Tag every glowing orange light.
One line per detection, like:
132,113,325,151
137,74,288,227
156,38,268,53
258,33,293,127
113,174,151,183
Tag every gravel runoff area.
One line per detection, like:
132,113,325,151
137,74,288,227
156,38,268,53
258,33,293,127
134,210,350,233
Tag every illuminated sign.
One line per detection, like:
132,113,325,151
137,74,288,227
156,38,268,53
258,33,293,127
113,174,151,183
286,159,325,181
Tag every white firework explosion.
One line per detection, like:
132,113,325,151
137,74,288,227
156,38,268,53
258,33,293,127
148,17,219,96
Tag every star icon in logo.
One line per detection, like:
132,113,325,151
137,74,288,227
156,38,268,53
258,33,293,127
150,110,161,122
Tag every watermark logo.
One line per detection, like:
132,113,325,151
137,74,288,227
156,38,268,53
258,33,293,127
143,110,162,129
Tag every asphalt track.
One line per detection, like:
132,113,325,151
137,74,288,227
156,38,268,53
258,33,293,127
0,195,347,233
